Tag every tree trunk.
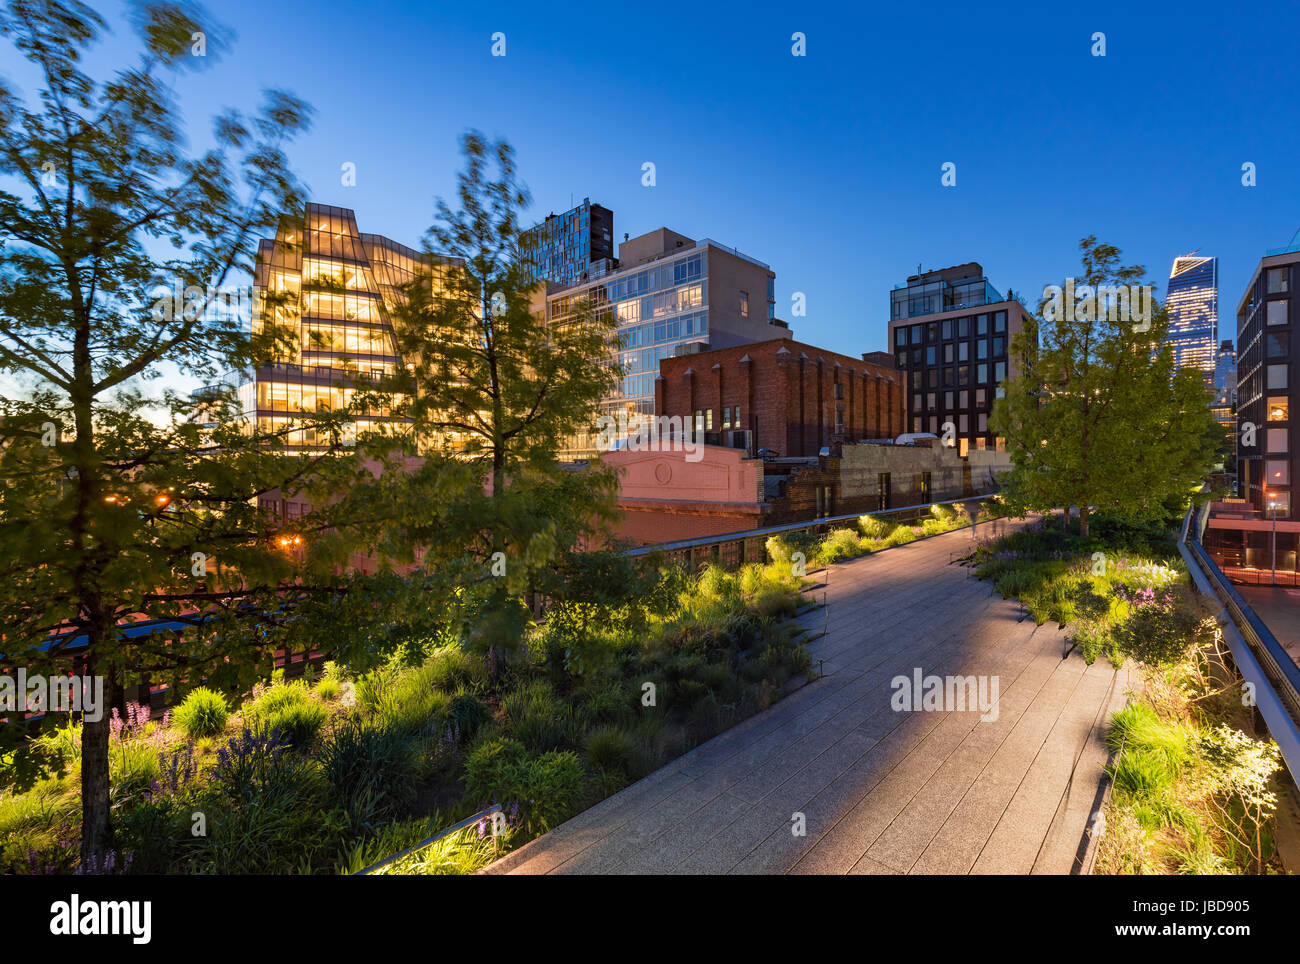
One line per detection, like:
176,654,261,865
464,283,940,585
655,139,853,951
1079,504,1090,539
79,647,115,867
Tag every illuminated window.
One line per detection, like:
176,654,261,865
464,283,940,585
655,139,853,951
1267,460,1290,485
1269,397,1289,421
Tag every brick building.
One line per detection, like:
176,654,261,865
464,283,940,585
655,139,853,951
654,338,904,458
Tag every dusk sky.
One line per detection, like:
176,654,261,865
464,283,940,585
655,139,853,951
7,0,1300,379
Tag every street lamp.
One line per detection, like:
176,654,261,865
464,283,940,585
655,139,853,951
1267,493,1279,585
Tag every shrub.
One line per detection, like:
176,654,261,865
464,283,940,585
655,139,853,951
585,724,638,773
503,680,575,752
443,691,491,739
1116,602,1211,668
319,717,421,826
173,687,230,739
315,678,342,702
422,647,487,694
243,684,327,748
109,740,160,799
857,514,891,539
464,737,585,835
818,528,864,564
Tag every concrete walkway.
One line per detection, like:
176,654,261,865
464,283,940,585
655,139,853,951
484,521,1135,875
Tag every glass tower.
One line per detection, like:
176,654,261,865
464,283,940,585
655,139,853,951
240,202,456,451
1167,254,1218,377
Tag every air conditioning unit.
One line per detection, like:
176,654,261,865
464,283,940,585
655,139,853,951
727,429,752,454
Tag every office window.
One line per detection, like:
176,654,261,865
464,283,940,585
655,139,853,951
1268,300,1288,326
897,352,908,369
994,311,1007,333
977,339,988,360
944,344,954,363
958,366,970,386
959,390,969,407
1268,428,1288,452
978,413,988,431
944,391,954,409
927,323,938,342
895,328,907,348
1268,364,1288,390
941,320,952,340
911,325,922,345
928,415,938,433
958,317,969,338
926,392,936,409
977,363,989,384
1267,459,1290,485
995,361,1006,383
993,336,1005,356
926,346,936,365
1267,267,1290,294
739,290,749,317
913,416,922,432
958,342,969,362
913,394,922,412
928,368,939,388
1269,397,1289,421
976,314,988,335
976,388,987,406
959,413,969,432
1269,332,1290,358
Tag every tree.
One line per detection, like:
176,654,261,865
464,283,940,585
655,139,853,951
376,131,621,659
0,0,379,864
990,237,1222,537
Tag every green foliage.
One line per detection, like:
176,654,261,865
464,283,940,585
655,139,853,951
463,737,585,835
585,724,638,774
319,717,422,827
243,683,328,747
314,678,342,701
173,687,230,739
990,237,1221,536
857,514,893,539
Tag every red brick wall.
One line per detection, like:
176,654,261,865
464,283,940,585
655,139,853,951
657,338,902,457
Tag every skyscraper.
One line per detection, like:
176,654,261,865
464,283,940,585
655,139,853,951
1167,254,1219,377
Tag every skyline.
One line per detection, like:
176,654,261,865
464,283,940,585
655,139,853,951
3,0,1295,395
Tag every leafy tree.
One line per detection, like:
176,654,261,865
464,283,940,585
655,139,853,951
0,0,380,863
375,132,621,661
991,237,1223,537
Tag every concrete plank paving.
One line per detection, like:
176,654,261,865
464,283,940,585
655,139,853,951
484,519,1134,875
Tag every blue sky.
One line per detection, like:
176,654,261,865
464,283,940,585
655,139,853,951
7,0,1300,383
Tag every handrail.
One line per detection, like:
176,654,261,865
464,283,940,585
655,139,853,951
1179,501,1300,787
352,804,503,876
625,494,995,559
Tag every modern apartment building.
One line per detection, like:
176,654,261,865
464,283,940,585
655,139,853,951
238,202,455,451
545,226,791,458
1235,245,1300,517
519,198,615,286
887,263,1031,455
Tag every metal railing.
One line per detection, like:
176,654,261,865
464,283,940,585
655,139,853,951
352,804,502,876
624,495,999,572
1180,501,1300,787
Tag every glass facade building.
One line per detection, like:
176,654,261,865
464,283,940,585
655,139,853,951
890,263,1003,321
544,229,785,459
519,198,615,286
240,202,456,451
1167,254,1219,377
